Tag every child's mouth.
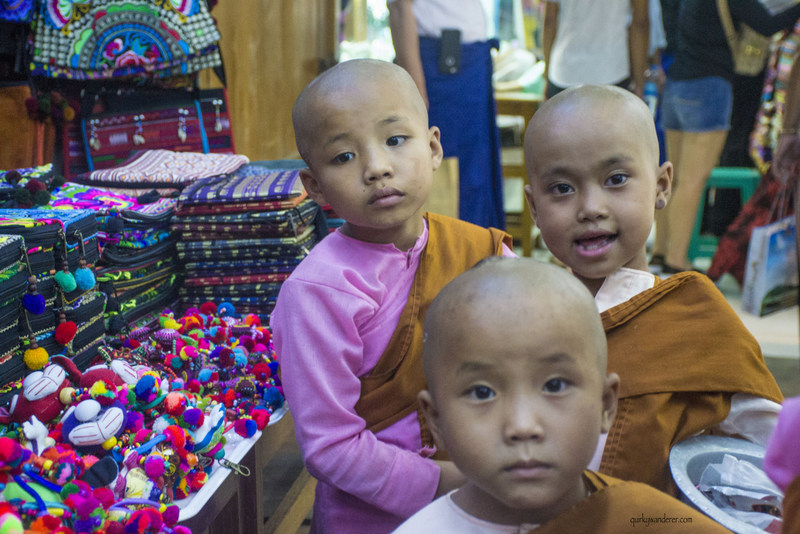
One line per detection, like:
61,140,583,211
575,234,617,256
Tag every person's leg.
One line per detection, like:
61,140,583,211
651,128,684,262
664,129,729,270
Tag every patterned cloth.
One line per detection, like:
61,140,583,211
30,0,222,80
76,150,249,187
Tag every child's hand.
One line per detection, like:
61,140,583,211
433,460,467,498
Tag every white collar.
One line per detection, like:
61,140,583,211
594,268,656,313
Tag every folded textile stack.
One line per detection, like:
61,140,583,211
173,161,326,320
51,182,183,332
73,149,249,190
0,208,105,386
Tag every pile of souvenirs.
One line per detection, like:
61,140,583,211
0,304,285,533
0,157,312,533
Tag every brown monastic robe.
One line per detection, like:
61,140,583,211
354,213,511,443
535,471,732,533
600,271,784,496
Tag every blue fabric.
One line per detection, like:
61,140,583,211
419,37,505,229
661,76,733,132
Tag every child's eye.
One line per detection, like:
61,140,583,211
333,152,354,164
549,183,574,195
606,173,629,187
387,135,407,147
466,385,496,401
543,378,568,394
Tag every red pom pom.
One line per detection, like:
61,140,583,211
234,418,257,437
200,301,218,316
164,425,186,450
24,178,47,194
243,314,261,327
55,321,78,345
251,408,271,429
251,362,271,381
164,392,187,416
93,487,115,509
218,348,234,368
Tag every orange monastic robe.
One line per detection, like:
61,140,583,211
354,213,511,442
599,272,784,495
534,471,731,533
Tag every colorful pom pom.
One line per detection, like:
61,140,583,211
217,302,235,317
54,270,77,292
24,345,49,370
74,266,96,291
55,320,77,345
22,292,46,314
234,418,257,438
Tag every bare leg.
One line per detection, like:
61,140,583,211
664,129,729,270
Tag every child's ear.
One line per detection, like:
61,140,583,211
299,168,327,206
418,389,445,449
523,183,538,225
428,126,444,171
600,372,620,433
655,161,673,210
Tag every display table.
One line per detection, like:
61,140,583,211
177,406,297,534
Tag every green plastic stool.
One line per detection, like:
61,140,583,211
687,166,761,262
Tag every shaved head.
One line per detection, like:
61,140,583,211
292,59,428,163
525,85,660,170
423,257,608,385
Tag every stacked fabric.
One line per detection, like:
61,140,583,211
172,161,326,320
51,182,183,332
0,208,104,399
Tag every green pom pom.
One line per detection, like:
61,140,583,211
54,270,77,292
33,189,51,206
14,188,31,204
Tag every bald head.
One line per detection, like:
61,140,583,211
423,257,608,380
525,85,660,168
292,59,428,163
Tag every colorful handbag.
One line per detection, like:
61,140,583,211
29,0,222,80
62,87,235,180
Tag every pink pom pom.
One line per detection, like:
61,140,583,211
234,418,257,438
144,455,165,479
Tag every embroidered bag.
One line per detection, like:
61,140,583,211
29,0,222,80
716,0,773,76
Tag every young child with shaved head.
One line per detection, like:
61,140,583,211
270,58,514,533
523,84,783,495
395,257,729,532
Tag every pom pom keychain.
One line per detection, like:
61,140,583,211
21,245,46,315
54,227,77,293
23,336,49,370
74,231,96,292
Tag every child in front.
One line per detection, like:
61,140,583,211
270,58,514,533
395,257,730,532
523,84,783,495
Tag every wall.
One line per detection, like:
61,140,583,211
202,0,338,161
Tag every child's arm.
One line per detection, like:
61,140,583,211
388,0,428,107
271,277,441,517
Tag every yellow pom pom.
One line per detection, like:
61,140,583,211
102,437,117,450
24,346,49,370
163,319,181,331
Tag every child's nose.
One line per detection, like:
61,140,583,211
577,188,609,221
363,146,393,182
504,397,545,443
